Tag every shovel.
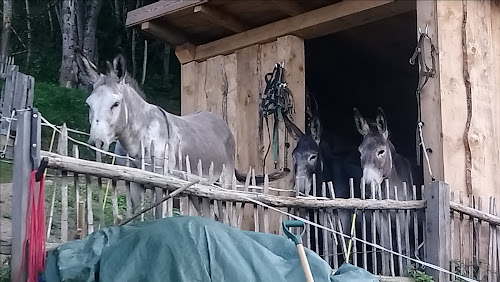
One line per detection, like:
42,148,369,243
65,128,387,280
283,220,314,282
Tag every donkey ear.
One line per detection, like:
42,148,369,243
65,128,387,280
376,107,388,138
310,117,321,145
75,47,99,85
283,114,304,140
112,54,127,82
353,107,369,136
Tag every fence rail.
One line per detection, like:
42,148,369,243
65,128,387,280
14,110,500,281
29,121,428,279
449,193,500,281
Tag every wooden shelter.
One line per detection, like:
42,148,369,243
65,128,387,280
126,0,500,202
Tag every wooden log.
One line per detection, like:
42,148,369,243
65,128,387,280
59,124,69,242
450,200,500,226
360,179,368,271
125,155,133,218
73,145,80,230
10,110,38,281
371,183,378,274
95,151,105,227
40,151,426,209
425,181,451,282
85,174,93,235
394,185,403,273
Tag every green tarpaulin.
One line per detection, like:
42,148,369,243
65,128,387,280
44,216,377,282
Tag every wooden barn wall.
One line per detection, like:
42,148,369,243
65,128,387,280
419,0,500,197
180,35,305,233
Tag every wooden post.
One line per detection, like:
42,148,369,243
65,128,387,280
425,181,451,282
10,109,40,281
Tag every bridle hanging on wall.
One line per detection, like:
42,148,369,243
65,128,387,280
260,62,294,172
409,24,437,181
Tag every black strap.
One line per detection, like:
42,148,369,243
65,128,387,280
410,29,437,168
260,63,294,171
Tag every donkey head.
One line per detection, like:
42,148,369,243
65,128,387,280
353,107,393,187
286,116,322,196
76,49,133,151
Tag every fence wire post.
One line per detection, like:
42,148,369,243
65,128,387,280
10,109,40,281
424,181,451,282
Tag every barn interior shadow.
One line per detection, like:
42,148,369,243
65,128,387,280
305,11,425,274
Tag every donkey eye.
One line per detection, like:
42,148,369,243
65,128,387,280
309,154,317,161
377,149,385,156
111,102,120,109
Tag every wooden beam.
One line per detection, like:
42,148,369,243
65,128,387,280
141,21,190,46
126,0,208,27
175,43,197,64
416,0,444,184
270,0,307,17
193,4,249,33
191,0,415,62
41,151,426,210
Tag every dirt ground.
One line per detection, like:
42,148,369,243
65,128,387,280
0,182,12,264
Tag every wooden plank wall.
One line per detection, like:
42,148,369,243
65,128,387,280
180,35,305,233
429,0,500,201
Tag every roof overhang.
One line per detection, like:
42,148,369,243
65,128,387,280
126,0,415,63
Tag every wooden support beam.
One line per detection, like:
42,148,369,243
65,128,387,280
193,4,249,33
175,43,197,64
416,0,444,185
141,21,190,47
270,0,307,17
126,0,207,27
188,0,415,63
424,181,451,282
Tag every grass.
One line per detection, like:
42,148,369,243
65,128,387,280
43,173,176,240
0,161,12,183
407,265,435,282
0,257,9,282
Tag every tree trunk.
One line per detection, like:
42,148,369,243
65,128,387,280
48,4,54,37
59,0,77,88
131,0,141,79
141,40,148,85
132,29,137,78
1,0,13,61
114,0,121,24
163,44,171,79
75,0,85,48
24,0,32,67
82,0,102,63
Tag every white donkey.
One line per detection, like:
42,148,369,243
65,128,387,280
75,50,287,217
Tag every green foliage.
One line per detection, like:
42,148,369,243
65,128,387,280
0,257,10,282
0,161,13,183
407,265,434,282
34,82,89,132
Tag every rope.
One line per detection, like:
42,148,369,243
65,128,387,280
236,195,477,282
40,115,134,163
208,182,476,282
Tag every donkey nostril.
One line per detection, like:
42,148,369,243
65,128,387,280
96,119,99,123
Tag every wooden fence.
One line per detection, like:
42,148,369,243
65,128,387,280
11,109,500,281
0,57,34,160
449,193,500,281
30,119,428,279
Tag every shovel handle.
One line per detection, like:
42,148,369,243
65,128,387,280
296,244,314,282
282,220,305,245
